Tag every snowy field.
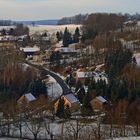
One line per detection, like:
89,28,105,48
0,139,16,140
0,24,81,34
29,24,81,34
0,138,27,140
107,137,140,140
136,57,140,66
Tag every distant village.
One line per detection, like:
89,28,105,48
0,13,140,140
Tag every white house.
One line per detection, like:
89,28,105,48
21,45,41,61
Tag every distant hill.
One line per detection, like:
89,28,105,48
0,20,12,26
58,14,88,25
15,19,59,25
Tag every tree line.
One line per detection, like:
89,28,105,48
0,20,12,26
58,14,88,25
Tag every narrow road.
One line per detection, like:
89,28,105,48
25,61,71,94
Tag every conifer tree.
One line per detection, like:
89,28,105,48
105,47,132,79
56,31,61,42
81,93,93,116
64,105,71,119
73,27,80,43
63,27,72,47
56,97,65,118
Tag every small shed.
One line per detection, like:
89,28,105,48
90,96,107,111
17,93,36,108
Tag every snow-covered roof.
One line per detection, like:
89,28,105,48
59,41,63,44
0,35,16,41
42,36,50,41
77,71,93,78
96,96,107,103
55,47,77,53
64,93,79,104
0,112,3,117
124,20,134,25
134,53,140,66
0,36,4,40
55,42,63,48
25,93,36,102
138,21,140,26
95,64,105,71
22,47,40,53
107,137,140,140
18,35,27,38
76,69,108,83
5,35,15,38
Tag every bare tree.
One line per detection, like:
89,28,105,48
13,112,25,138
65,118,87,140
25,112,43,140
43,118,54,140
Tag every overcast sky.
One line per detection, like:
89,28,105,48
0,0,139,20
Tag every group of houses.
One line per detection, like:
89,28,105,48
65,64,108,84
54,93,108,113
16,89,108,116
0,34,28,43
0,27,109,117
62,65,109,112
18,42,80,64
17,92,80,113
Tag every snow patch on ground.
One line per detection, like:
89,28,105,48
47,75,63,99
0,138,27,140
0,25,81,36
134,53,140,66
136,58,140,66
107,136,140,140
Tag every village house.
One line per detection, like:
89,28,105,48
54,93,80,113
74,67,108,84
17,35,28,42
74,68,93,83
52,47,78,64
0,35,17,42
17,93,50,111
17,93,36,109
21,45,41,62
31,94,50,111
90,96,108,111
